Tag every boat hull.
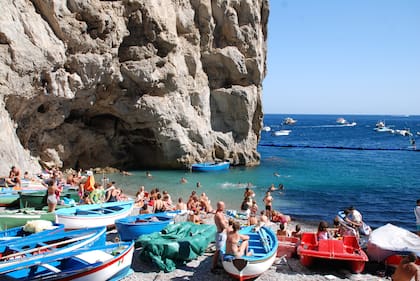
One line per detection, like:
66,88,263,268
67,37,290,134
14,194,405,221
0,209,55,231
191,162,230,172
0,242,134,281
297,233,368,273
55,201,134,229
115,213,174,241
0,193,19,207
0,227,107,272
222,226,278,280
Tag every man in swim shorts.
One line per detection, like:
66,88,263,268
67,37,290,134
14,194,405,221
212,201,229,273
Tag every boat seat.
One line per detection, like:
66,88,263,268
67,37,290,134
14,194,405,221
75,250,113,264
318,240,344,253
41,263,61,273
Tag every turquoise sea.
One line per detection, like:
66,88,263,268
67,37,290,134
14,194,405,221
102,115,420,231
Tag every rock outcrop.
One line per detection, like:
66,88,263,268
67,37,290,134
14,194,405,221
0,0,268,174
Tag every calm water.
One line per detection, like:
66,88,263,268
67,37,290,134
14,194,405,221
103,115,420,231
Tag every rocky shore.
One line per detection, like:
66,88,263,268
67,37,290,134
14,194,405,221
119,216,388,281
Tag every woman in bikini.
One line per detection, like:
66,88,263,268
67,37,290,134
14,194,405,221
226,221,253,258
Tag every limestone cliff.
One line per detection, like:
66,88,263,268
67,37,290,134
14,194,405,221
0,0,268,174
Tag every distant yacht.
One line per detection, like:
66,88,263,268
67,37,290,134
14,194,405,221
283,117,297,125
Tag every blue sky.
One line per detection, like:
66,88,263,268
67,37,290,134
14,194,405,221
262,0,420,115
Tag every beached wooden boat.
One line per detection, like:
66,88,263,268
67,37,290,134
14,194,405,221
0,241,134,281
297,233,368,273
191,161,230,172
55,200,134,229
0,209,56,231
221,226,278,281
0,221,64,246
115,212,175,241
0,226,106,271
19,186,79,210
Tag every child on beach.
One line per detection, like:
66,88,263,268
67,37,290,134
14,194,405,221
291,224,302,239
277,223,288,236
317,221,330,240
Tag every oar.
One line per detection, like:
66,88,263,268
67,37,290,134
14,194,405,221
0,233,93,261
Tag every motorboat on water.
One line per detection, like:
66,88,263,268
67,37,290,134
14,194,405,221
283,117,297,125
374,121,394,133
336,118,356,127
376,121,386,128
336,117,347,124
272,130,291,136
262,126,271,132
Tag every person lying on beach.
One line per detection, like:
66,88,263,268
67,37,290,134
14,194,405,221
226,221,253,258
391,252,419,281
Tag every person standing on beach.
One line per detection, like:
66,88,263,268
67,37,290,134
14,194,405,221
391,252,419,281
212,201,229,273
263,191,273,220
415,199,420,236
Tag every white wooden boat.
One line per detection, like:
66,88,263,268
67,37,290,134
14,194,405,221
0,226,106,271
221,226,278,280
0,241,134,281
55,201,134,229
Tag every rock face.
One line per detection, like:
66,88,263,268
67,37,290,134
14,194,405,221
0,0,268,174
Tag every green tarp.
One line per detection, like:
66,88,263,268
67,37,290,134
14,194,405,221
135,222,216,272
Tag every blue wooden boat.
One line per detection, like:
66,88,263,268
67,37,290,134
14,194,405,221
55,200,134,229
191,161,230,172
115,212,175,241
0,226,106,271
221,226,278,280
0,241,134,281
0,222,64,246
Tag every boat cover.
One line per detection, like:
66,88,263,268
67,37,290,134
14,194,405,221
135,222,216,272
367,223,420,261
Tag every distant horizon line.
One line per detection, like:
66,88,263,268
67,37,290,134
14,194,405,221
263,112,419,116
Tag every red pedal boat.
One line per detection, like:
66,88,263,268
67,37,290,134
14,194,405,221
297,233,368,273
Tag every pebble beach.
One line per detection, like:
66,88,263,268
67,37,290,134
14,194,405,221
119,214,389,281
